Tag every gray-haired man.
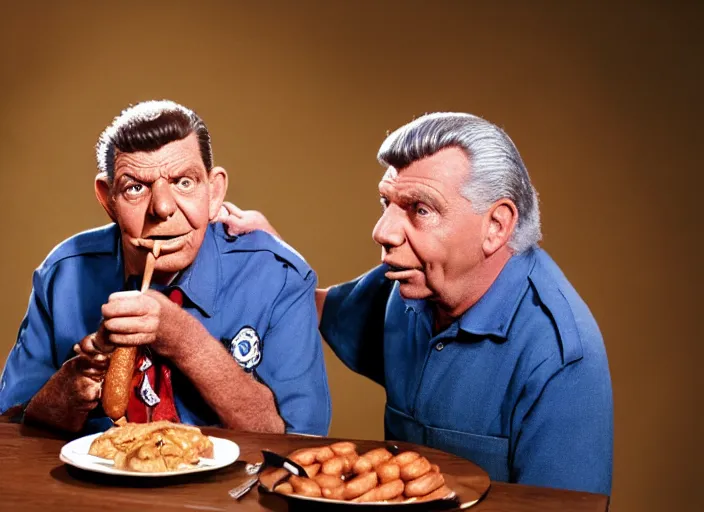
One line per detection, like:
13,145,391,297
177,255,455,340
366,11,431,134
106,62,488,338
219,112,613,495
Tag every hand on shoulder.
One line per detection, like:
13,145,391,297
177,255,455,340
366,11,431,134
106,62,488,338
215,202,280,239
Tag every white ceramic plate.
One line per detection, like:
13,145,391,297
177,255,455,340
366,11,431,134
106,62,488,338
59,432,239,477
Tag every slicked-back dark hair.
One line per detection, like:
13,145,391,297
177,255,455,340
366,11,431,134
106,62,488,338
96,100,213,180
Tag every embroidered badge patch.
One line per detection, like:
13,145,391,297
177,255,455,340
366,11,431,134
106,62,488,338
139,357,153,372
139,374,160,407
229,326,262,372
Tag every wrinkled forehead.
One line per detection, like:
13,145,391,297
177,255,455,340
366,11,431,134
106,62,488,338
378,148,472,194
113,135,205,179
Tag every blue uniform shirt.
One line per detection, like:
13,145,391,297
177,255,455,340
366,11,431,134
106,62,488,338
321,248,613,494
0,223,331,436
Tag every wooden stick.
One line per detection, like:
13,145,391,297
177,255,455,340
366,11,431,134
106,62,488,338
141,240,161,423
140,241,161,293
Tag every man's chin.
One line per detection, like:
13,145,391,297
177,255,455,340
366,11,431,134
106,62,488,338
397,283,433,301
153,251,196,274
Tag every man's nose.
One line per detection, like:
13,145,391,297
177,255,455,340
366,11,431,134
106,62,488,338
149,180,177,220
372,206,405,250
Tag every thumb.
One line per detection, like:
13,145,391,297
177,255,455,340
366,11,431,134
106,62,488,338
214,205,229,223
221,216,254,236
221,202,244,217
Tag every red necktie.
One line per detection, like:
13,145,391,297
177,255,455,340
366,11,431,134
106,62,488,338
125,289,183,423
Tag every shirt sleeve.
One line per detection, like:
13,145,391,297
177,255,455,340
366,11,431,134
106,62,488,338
319,265,393,386
0,267,58,413
510,354,614,495
256,267,332,436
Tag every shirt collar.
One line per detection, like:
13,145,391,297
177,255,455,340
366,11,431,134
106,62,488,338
401,249,537,339
402,297,428,314
113,225,124,277
457,248,537,338
171,224,221,317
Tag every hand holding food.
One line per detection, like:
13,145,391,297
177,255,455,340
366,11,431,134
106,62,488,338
102,243,160,420
72,327,113,382
271,442,455,504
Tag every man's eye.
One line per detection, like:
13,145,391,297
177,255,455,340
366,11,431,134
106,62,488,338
415,203,430,216
176,177,194,190
124,183,145,197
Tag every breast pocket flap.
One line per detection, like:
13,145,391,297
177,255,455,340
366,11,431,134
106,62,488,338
425,425,509,482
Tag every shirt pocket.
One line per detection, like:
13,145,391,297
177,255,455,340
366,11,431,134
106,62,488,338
384,404,425,446
425,425,510,482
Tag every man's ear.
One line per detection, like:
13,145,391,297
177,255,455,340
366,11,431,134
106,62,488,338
482,199,518,256
208,166,228,221
95,173,117,223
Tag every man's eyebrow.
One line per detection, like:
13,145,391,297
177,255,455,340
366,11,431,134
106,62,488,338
377,182,444,208
397,189,444,209
167,165,204,177
116,173,142,183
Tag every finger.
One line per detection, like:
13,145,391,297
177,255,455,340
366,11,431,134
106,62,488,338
78,336,98,356
213,206,227,223
108,290,142,300
74,399,101,411
102,293,155,318
221,202,244,217
243,211,279,238
78,364,108,378
221,217,254,236
76,373,102,392
78,352,110,368
80,333,112,357
103,315,158,334
76,377,103,402
108,332,155,346
74,352,110,373
93,325,115,353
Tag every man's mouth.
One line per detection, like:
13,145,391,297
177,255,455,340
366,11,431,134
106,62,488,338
129,232,191,253
384,262,423,280
148,235,179,241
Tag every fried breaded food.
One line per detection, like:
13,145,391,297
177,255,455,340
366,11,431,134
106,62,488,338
89,420,214,472
274,444,456,504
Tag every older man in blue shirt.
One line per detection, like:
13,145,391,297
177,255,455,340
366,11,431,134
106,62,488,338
0,100,331,436
219,112,613,494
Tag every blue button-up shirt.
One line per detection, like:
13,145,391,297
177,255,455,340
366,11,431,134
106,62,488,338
0,223,331,436
321,248,613,494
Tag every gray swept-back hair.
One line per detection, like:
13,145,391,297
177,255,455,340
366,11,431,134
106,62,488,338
377,112,541,253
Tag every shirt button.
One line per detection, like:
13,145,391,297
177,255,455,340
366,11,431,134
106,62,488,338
435,342,444,351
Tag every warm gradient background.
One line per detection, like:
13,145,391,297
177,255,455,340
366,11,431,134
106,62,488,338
1,2,700,511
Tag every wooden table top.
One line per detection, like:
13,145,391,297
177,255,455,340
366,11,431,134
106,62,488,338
0,421,609,511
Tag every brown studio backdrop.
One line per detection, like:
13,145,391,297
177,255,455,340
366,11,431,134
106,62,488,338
0,1,701,511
